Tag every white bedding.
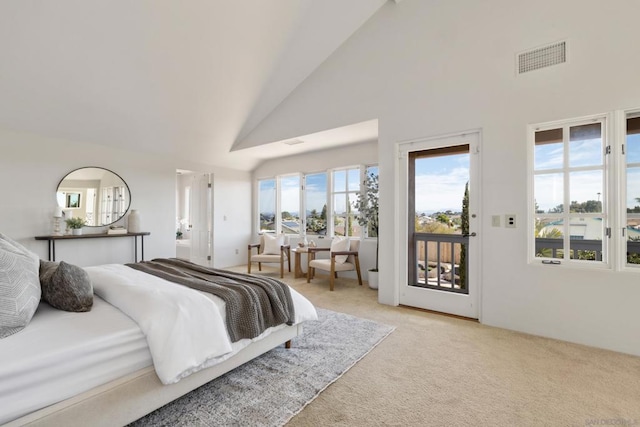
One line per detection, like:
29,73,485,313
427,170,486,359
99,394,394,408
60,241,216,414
0,296,152,425
87,264,317,385
0,263,317,425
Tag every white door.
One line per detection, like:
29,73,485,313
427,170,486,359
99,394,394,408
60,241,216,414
398,131,481,319
189,173,213,266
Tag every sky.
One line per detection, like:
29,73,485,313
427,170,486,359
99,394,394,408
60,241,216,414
535,133,640,212
413,154,468,213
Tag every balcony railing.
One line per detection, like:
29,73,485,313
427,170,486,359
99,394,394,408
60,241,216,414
413,232,469,294
535,238,640,263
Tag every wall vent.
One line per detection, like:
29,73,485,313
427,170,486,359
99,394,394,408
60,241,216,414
517,41,566,74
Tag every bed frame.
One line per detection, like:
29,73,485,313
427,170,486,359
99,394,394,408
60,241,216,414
6,324,302,427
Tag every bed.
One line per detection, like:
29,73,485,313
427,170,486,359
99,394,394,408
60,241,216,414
0,241,317,427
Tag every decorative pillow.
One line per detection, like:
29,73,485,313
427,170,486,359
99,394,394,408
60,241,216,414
262,234,284,255
39,260,93,312
0,233,41,339
330,237,351,264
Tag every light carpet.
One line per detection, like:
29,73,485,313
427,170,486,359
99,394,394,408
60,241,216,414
129,308,395,427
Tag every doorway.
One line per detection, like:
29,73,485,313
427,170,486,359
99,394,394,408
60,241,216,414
398,131,480,319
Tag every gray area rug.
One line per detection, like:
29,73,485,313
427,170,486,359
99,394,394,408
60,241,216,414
129,308,394,427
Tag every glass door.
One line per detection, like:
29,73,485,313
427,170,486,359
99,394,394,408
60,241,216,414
399,132,480,318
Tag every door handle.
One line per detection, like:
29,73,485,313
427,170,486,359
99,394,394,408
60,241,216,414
462,232,477,237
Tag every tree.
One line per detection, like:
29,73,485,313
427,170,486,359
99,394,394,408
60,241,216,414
436,213,451,225
459,183,469,290
321,204,327,221
354,172,379,271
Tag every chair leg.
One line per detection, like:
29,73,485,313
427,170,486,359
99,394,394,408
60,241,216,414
280,256,284,278
330,260,336,291
307,252,313,283
258,262,262,271
354,255,363,287
248,262,251,274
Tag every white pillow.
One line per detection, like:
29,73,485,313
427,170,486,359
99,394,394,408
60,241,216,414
0,233,41,339
330,237,351,264
262,234,284,255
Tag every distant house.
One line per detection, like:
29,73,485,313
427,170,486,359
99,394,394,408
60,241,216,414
541,217,640,240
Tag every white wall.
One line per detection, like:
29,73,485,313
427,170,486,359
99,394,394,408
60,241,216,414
242,0,640,356
0,128,175,265
0,127,252,269
253,140,379,277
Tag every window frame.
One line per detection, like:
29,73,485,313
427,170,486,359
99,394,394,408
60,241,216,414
255,164,378,239
528,113,614,269
621,109,640,270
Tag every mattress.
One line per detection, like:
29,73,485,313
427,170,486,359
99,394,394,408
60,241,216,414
0,296,152,425
0,264,318,425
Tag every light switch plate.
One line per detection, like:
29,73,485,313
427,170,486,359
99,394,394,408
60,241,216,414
491,215,501,227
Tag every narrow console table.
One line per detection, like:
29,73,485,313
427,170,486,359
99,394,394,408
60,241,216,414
35,232,150,262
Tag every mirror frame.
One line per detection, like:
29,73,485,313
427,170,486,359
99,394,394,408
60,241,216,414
56,166,131,227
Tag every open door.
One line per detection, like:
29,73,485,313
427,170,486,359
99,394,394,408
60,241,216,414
399,132,480,319
189,173,213,267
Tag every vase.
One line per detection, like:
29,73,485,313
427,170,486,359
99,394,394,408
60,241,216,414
72,228,82,236
128,209,141,233
368,270,379,290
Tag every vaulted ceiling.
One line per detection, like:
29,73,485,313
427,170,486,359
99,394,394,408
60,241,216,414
0,0,388,170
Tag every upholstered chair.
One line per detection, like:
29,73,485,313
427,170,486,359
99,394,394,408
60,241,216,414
306,238,362,291
247,234,291,278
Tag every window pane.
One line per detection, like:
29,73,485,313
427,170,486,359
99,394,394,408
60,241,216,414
279,175,300,234
535,173,564,213
364,165,379,237
535,128,563,170
347,168,360,192
569,170,603,213
305,173,327,235
627,167,640,211
349,192,361,237
258,179,276,232
627,135,640,163
569,123,602,167
626,167,640,266
333,170,346,192
534,217,564,259
333,194,346,236
569,217,603,261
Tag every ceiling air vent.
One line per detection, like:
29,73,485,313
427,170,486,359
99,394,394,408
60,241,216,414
517,41,566,74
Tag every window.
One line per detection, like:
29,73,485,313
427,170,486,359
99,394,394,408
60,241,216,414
532,118,607,264
332,167,361,237
304,172,328,235
256,165,377,238
533,118,610,263
625,114,640,266
258,178,276,232
279,175,301,235
363,165,379,238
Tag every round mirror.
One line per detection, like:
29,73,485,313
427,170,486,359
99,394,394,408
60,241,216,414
56,167,131,227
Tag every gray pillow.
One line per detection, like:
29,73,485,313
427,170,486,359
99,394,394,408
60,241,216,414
39,260,93,312
0,233,41,339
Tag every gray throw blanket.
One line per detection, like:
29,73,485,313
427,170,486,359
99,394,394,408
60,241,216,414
126,258,295,343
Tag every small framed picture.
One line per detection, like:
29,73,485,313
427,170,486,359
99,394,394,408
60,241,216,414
66,193,81,209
